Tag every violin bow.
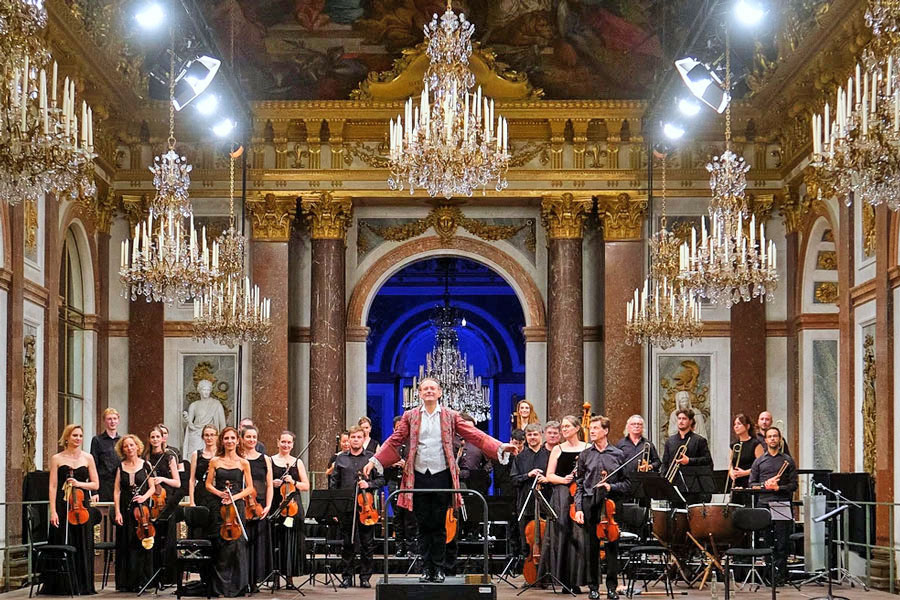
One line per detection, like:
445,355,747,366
269,435,318,521
224,482,249,541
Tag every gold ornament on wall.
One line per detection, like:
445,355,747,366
361,204,531,245
301,191,353,240
23,335,37,473
862,334,876,478
24,198,38,253
597,193,648,241
541,193,593,239
862,202,876,258
813,281,839,304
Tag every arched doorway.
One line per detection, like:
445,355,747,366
365,257,526,441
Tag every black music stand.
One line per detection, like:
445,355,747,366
810,505,850,600
515,477,574,597
297,489,353,592
633,473,691,586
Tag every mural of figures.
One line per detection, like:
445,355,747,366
658,356,711,441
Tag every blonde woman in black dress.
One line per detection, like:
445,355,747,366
241,425,273,589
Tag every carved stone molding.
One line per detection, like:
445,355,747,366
24,199,38,252
118,193,148,230
247,193,299,242
300,192,353,241
361,204,532,247
95,186,117,234
23,335,37,473
779,185,814,235
596,193,647,241
541,193,593,239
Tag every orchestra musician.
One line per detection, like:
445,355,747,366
493,429,525,558
543,420,561,452
363,377,517,584
206,426,254,597
45,425,99,595
271,430,310,582
661,408,713,504
756,411,791,456
188,424,219,535
325,431,350,485
511,424,550,559
358,416,381,454
513,399,540,431
241,426,273,590
144,426,182,585
749,427,798,586
113,434,156,592
574,416,628,600
537,415,589,593
90,407,121,502
615,415,660,502
728,414,764,501
330,425,385,589
385,416,416,558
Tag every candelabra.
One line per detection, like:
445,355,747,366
388,0,509,198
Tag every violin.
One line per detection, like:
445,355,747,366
220,481,243,541
146,450,170,521
65,468,90,526
280,477,300,519
522,479,547,585
131,485,156,549
356,473,379,526
244,486,265,521
568,464,578,520
594,470,620,545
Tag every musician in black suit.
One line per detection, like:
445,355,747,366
750,427,797,585
661,409,713,504
385,416,416,557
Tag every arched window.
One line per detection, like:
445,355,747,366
58,228,85,432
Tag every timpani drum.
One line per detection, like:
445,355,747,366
652,507,688,546
687,502,744,546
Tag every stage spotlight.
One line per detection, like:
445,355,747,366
195,93,219,116
663,122,686,141
735,0,765,26
173,55,221,110
135,2,165,30
675,57,729,113
212,118,235,138
678,97,702,117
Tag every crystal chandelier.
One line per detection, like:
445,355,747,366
119,38,219,303
403,265,492,422
810,0,900,210
388,0,509,198
677,35,778,307
626,157,703,348
192,149,271,347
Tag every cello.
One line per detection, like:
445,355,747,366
522,476,547,585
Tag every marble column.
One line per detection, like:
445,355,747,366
837,199,855,471
43,193,60,463
7,202,26,512
597,193,647,433
729,301,767,419
128,298,165,438
246,193,298,450
542,193,591,420
301,192,353,480
95,191,115,432
874,204,894,543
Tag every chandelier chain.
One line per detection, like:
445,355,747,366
724,28,732,148
659,156,667,230
167,27,175,149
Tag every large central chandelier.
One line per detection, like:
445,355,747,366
677,34,777,307
810,0,900,210
403,264,491,422
626,157,702,349
388,1,509,199
0,0,96,205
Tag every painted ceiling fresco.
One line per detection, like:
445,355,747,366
201,0,697,101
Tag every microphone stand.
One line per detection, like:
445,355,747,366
805,483,868,591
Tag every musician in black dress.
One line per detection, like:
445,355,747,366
329,425,385,589
113,434,156,592
750,427,798,585
45,425,99,595
156,423,182,461
324,431,350,487
271,431,310,583
358,416,380,454
511,424,550,559
145,426,182,585
574,416,629,600
537,415,589,592
385,416,415,557
188,424,219,535
241,425,274,589
206,426,253,597
728,414,763,503
661,409,713,504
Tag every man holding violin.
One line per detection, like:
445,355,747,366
329,425,385,589
574,416,628,600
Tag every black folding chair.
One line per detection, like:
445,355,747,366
723,507,775,600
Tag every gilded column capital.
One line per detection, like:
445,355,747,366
596,193,647,241
777,189,812,234
95,187,117,234
541,193,593,239
246,193,299,242
301,191,353,241
118,193,149,230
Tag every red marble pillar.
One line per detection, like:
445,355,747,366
128,298,164,438
542,194,591,420
246,193,298,449
6,202,25,516
43,193,60,463
838,200,855,471
597,193,647,434
95,193,115,432
730,300,767,420
784,227,800,453
874,204,894,543
301,192,352,479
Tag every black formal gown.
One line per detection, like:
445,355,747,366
115,464,154,592
247,454,272,587
211,466,250,597
731,437,762,505
537,448,588,589
193,450,216,535
271,459,305,579
146,451,182,584
42,465,96,595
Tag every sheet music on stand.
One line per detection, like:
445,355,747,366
768,500,792,521
633,472,686,505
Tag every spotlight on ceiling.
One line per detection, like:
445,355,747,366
678,97,702,117
663,122,686,141
212,118,235,138
675,57,729,113
135,2,165,30
195,93,219,116
735,0,765,26
173,55,221,111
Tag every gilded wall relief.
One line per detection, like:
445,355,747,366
862,203,875,259
658,356,711,442
23,334,37,473
813,281,838,304
24,199,38,264
862,331,876,478
815,250,837,270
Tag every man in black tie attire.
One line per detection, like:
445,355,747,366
661,409,713,504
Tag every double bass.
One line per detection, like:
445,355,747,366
522,477,547,585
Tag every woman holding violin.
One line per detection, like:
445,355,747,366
113,434,156,592
206,426,253,597
144,426,182,584
271,430,310,582
44,424,99,595
188,424,219,534
241,425,273,589
537,415,589,593
573,416,629,600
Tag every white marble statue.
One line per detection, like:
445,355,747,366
182,379,226,458
667,390,708,440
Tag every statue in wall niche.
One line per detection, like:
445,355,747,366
182,379,226,459
661,359,710,440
